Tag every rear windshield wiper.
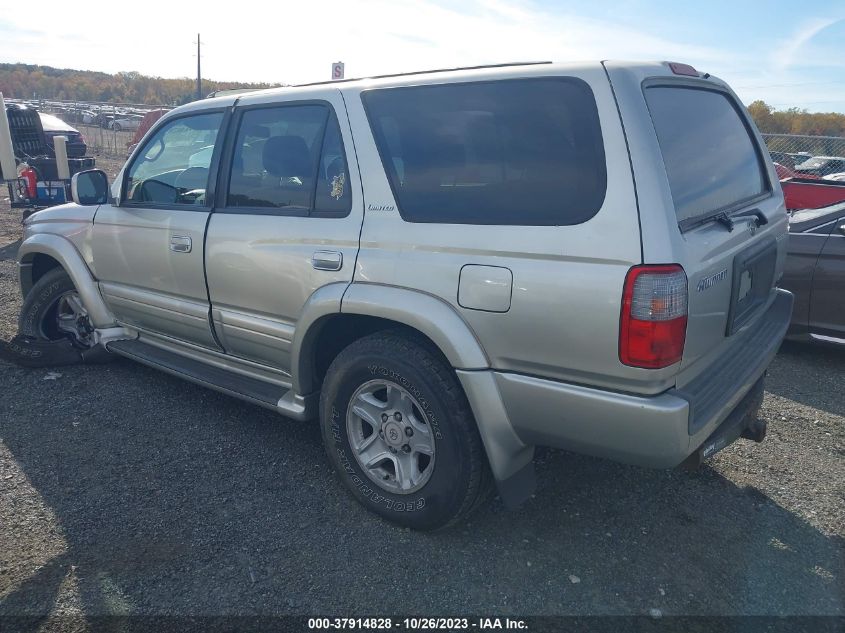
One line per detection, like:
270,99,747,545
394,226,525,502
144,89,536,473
713,209,769,232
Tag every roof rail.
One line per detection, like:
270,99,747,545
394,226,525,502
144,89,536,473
294,61,553,88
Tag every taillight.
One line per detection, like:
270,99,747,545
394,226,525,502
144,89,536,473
668,62,699,76
619,264,688,369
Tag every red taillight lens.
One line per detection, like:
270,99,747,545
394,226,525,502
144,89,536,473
620,264,688,369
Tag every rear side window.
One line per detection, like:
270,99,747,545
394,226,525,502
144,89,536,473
644,86,767,225
226,104,351,216
362,78,607,225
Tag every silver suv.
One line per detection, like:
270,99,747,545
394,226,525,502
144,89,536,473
16,61,793,529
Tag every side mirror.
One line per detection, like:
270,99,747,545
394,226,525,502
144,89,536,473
71,169,109,205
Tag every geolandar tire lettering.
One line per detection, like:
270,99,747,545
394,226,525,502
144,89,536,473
319,330,492,530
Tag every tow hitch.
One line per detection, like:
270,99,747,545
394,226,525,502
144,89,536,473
682,377,766,469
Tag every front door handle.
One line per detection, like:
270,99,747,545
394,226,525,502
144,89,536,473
312,250,343,271
170,235,192,253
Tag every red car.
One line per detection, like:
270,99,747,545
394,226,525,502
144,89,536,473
774,162,801,180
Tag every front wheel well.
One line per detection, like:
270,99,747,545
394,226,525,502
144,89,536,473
21,253,63,297
308,314,452,393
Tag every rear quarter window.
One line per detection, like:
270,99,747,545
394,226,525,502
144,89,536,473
362,78,607,226
644,86,768,225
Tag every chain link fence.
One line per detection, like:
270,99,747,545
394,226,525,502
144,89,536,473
761,133,845,175
33,98,172,158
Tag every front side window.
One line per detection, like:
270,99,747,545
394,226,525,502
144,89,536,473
362,78,607,226
226,104,351,215
125,112,223,206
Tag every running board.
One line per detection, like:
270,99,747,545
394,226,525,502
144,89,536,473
106,339,316,420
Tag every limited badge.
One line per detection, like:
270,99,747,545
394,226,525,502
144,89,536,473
330,172,346,200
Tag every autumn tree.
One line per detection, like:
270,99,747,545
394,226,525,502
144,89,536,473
0,63,281,105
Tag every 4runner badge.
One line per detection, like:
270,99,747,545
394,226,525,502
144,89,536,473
697,269,728,293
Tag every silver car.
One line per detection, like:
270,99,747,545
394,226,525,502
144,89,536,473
15,60,792,529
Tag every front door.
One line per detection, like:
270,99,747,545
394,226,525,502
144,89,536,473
91,109,227,349
204,90,362,374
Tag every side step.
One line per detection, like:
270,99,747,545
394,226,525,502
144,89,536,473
107,338,303,416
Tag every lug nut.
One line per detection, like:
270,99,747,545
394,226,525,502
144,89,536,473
379,430,384,438
381,413,389,422
401,444,411,453
389,446,397,454
404,427,413,437
394,412,402,421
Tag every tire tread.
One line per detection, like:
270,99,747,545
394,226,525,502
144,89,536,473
322,328,493,529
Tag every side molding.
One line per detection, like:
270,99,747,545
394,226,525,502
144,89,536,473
18,233,116,328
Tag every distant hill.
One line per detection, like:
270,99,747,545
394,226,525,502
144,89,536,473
0,63,281,106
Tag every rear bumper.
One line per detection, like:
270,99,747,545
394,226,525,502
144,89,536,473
492,289,793,468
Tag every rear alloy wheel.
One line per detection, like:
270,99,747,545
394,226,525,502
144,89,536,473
346,379,436,494
320,330,492,530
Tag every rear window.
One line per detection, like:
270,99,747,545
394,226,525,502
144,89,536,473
362,78,607,225
645,86,767,225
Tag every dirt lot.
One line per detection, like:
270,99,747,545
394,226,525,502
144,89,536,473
0,179,842,621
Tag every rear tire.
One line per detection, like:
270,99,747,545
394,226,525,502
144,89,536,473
319,330,493,530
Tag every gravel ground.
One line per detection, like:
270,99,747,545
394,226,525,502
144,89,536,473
0,183,842,621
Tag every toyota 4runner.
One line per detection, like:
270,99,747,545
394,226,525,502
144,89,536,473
15,61,793,529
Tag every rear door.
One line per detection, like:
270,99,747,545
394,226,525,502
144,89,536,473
203,88,362,373
605,62,789,387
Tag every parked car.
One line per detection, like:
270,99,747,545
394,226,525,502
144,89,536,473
16,60,792,529
769,151,795,169
38,112,87,158
781,202,845,345
795,156,845,178
127,109,169,153
108,115,143,132
788,152,813,164
774,162,800,180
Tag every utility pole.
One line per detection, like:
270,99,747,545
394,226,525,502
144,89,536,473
195,33,202,101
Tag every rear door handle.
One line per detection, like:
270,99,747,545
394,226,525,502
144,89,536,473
170,235,192,253
312,250,342,271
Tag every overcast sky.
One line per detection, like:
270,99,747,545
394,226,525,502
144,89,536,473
1,0,844,112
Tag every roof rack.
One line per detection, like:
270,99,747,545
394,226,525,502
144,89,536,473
293,61,553,88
